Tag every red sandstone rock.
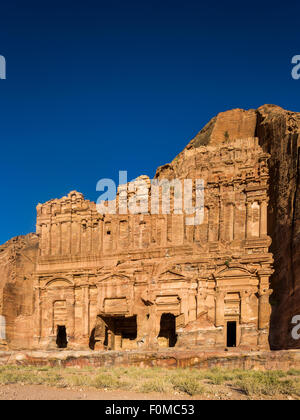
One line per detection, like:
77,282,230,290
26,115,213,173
256,105,300,349
0,234,38,349
1,104,300,351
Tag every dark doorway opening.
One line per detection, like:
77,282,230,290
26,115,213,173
90,316,137,350
89,325,109,350
56,325,68,348
158,313,177,347
226,321,237,347
118,316,137,340
103,316,137,343
104,326,109,347
89,328,96,350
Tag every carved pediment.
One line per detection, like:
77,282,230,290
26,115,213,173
46,278,73,288
213,265,255,279
99,274,131,284
158,270,188,282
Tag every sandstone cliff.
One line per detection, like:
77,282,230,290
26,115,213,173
256,105,300,349
0,104,299,350
0,234,39,348
156,104,300,349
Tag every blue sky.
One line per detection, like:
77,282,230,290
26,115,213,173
0,0,299,244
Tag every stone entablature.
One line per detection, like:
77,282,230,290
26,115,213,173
36,138,270,259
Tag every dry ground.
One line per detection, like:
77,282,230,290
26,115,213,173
0,365,299,400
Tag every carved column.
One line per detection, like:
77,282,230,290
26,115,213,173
181,291,189,322
78,219,82,255
98,219,103,254
256,269,273,349
66,221,71,254
258,289,272,330
40,224,46,256
246,201,252,238
46,296,55,338
48,222,52,256
218,201,225,241
69,220,73,255
87,223,92,254
197,280,206,316
34,286,42,341
162,215,168,247
67,288,76,339
97,284,103,313
257,287,272,349
228,203,234,241
240,290,249,324
208,206,214,242
260,200,268,237
82,285,90,337
58,222,62,255
215,290,225,327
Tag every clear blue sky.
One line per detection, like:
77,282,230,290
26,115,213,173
0,0,299,244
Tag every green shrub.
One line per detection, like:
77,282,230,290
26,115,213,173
93,373,121,389
140,378,168,393
172,377,205,396
67,374,94,387
203,368,236,385
235,373,297,397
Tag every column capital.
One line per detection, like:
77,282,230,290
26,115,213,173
257,288,273,298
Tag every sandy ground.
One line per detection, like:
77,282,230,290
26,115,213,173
0,384,196,400
0,384,294,400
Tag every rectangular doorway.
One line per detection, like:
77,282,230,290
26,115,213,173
226,321,237,347
56,325,68,348
94,315,137,350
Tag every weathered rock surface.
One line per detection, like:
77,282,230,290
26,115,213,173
0,104,300,351
0,234,39,349
1,349,300,371
157,104,300,349
256,105,300,349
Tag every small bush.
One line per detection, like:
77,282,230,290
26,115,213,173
140,378,168,393
235,372,297,397
204,368,235,385
93,373,121,389
67,375,94,387
172,377,204,396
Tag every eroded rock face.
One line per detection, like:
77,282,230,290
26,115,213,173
160,104,300,349
0,234,39,349
189,108,257,148
256,105,300,349
0,104,299,351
